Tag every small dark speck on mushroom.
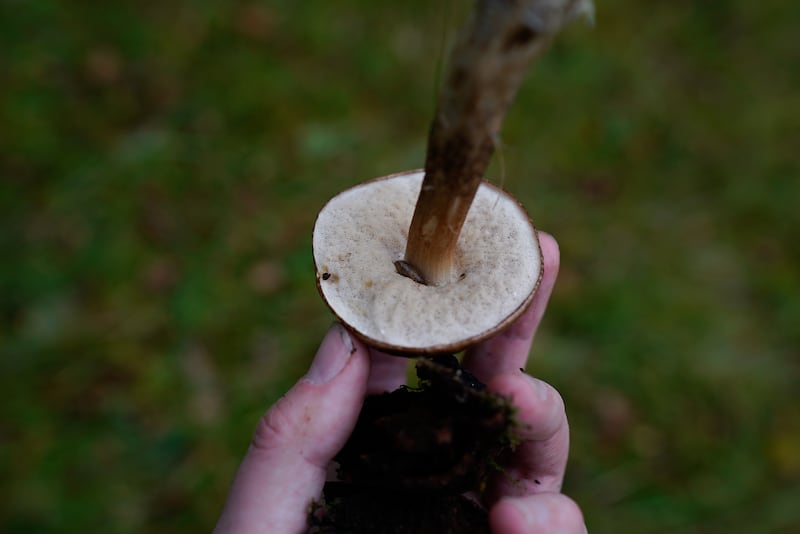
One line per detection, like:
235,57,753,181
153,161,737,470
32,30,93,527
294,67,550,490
459,272,466,280
534,479,541,485
322,272,331,281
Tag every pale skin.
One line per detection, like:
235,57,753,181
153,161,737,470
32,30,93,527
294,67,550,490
215,232,586,533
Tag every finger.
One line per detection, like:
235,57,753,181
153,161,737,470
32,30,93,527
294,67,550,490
215,324,370,534
485,373,569,500
490,493,586,534
366,348,410,394
462,231,560,383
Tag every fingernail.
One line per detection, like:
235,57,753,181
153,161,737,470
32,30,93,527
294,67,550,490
305,324,355,384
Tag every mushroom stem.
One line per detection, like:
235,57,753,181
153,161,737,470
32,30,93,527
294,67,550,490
402,0,593,286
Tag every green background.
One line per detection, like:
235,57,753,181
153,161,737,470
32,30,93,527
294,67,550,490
2,0,798,532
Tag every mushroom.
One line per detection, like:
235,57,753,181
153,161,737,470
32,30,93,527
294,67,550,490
312,0,591,354
313,170,541,354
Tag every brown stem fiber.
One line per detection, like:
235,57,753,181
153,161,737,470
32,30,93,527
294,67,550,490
402,0,592,286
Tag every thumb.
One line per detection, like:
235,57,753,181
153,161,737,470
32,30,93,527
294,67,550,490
215,324,370,533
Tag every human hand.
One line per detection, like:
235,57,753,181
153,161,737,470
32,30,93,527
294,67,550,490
462,232,585,533
214,232,584,533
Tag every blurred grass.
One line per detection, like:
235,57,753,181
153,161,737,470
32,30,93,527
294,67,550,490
1,0,799,532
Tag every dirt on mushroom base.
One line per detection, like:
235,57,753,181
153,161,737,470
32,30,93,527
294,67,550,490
307,355,521,533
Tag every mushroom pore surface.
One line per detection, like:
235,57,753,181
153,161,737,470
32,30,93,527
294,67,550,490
313,170,541,353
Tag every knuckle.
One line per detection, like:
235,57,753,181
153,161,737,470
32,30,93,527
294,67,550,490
547,382,567,419
547,494,585,533
251,397,298,452
533,379,567,438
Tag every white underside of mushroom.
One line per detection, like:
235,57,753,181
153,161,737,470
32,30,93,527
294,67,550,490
313,170,542,353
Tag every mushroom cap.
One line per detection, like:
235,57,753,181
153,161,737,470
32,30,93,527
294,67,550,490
313,170,542,354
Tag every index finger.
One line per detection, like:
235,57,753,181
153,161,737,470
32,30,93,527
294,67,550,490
462,231,560,383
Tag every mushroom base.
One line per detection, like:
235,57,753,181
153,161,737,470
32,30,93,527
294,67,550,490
307,356,520,533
